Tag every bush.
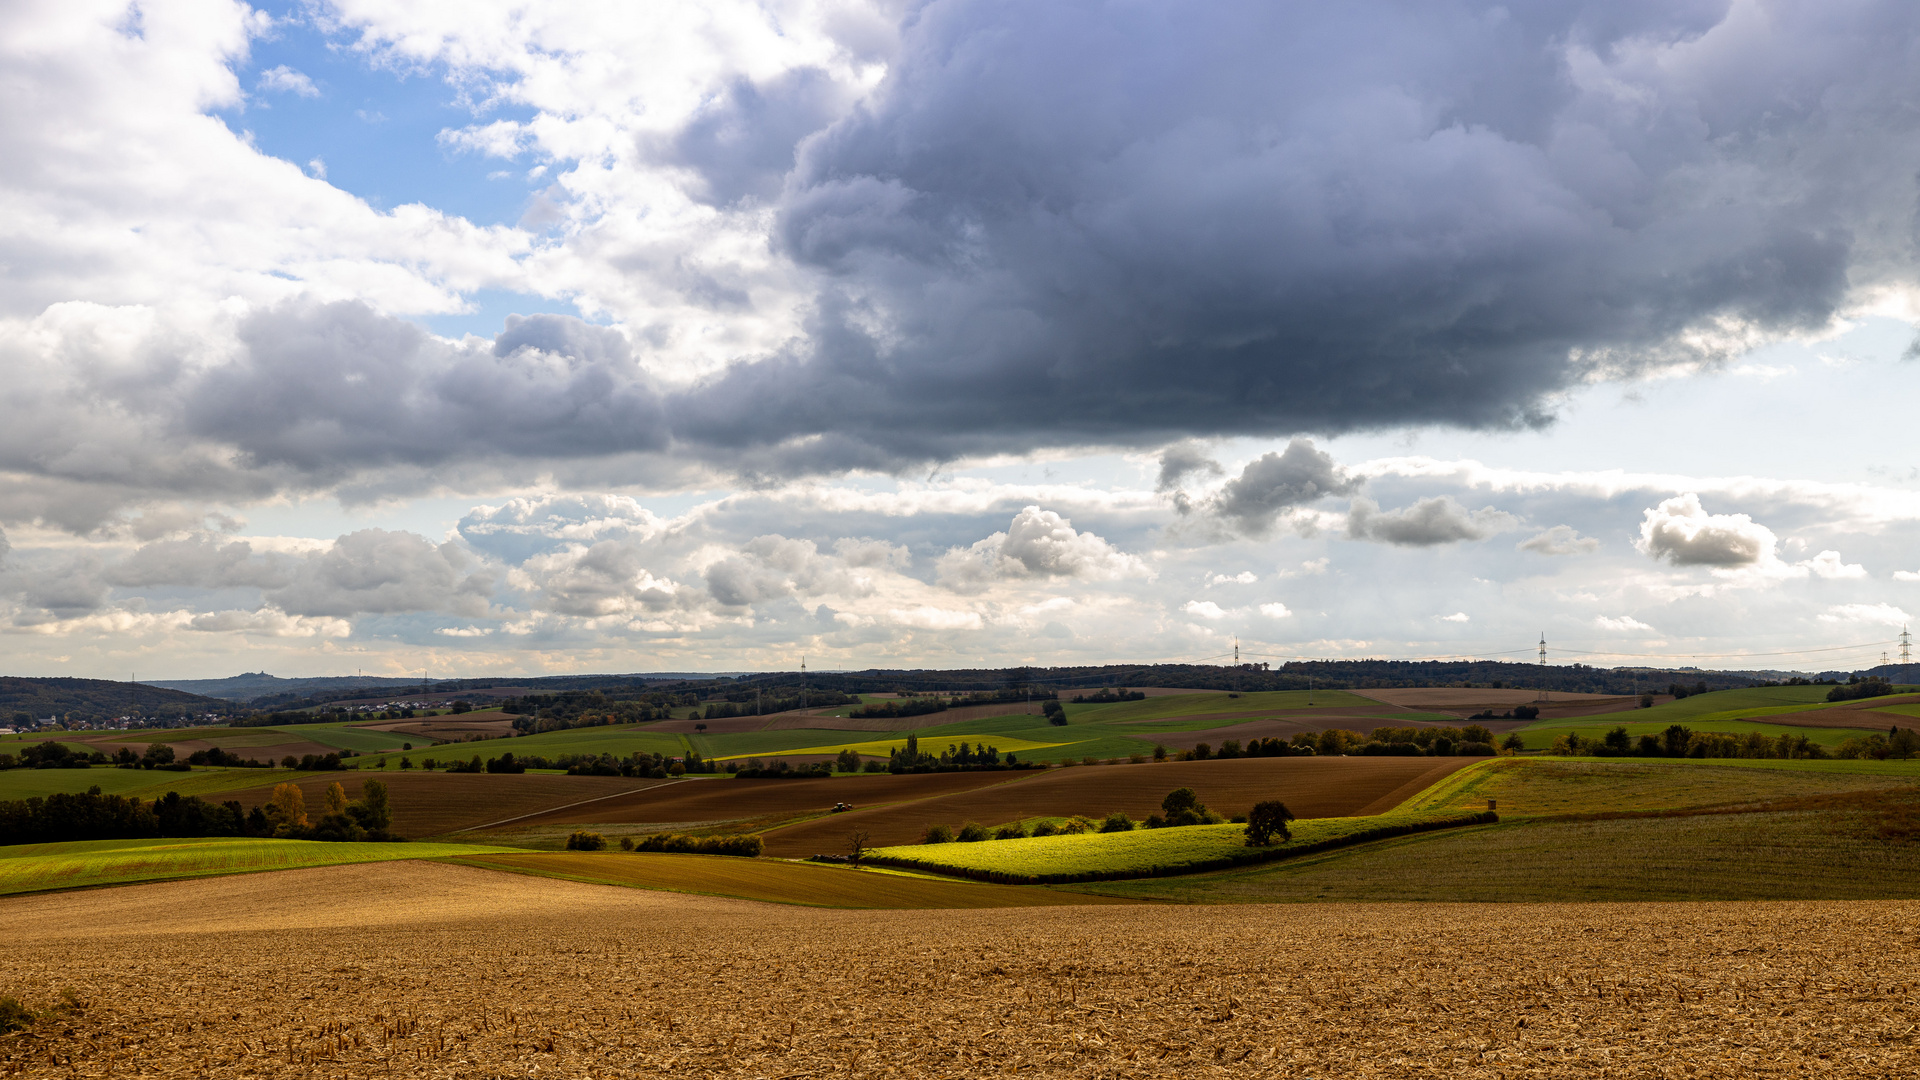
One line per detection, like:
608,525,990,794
1143,813,1167,829
1099,811,1135,833
1456,741,1496,756
922,824,955,844
619,836,636,850
566,831,608,851
1061,816,1096,834
0,997,33,1034
993,823,1028,840
1029,821,1059,837
632,833,763,857
956,822,991,842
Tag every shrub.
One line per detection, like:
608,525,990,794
956,822,991,842
566,831,608,851
619,836,636,851
1059,816,1094,834
1029,821,1059,837
994,823,1028,840
1143,813,1167,829
1245,800,1296,845
1099,811,1135,833
1152,744,1168,762
632,833,763,857
1457,741,1496,756
0,998,33,1034
922,824,955,844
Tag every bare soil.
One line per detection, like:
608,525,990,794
493,770,1025,834
758,756,1472,857
3,862,1913,1078
221,772,667,837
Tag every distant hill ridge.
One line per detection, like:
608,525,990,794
0,677,222,721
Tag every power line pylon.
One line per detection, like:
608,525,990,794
1536,632,1549,703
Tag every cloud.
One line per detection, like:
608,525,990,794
263,529,494,618
1437,612,1470,623
1208,440,1359,536
1156,442,1222,493
185,608,349,638
1518,525,1600,556
1208,571,1257,586
937,507,1146,593
1802,550,1867,580
1595,615,1655,633
1183,600,1227,620
1346,496,1518,546
1637,494,1777,567
1257,602,1291,619
1896,570,1920,583
1820,603,1912,626
256,65,318,98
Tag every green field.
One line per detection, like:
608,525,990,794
0,765,333,802
715,732,1069,762
263,722,430,754
1079,802,1920,903
867,808,1494,884
1061,689,1371,723
0,837,520,896
1409,757,1920,817
1513,685,1920,749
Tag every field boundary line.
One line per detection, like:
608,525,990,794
455,782,689,833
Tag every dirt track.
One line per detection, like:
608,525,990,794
758,756,1472,856
3,862,1914,1078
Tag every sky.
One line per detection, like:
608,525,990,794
3,0,1919,680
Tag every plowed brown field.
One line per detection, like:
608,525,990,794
497,770,1025,832
224,772,666,837
758,756,1472,857
3,862,1913,1078
1353,687,1644,719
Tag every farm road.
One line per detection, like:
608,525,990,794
4,864,1914,1078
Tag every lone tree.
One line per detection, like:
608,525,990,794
1244,800,1295,846
848,829,871,867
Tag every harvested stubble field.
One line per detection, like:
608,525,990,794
226,772,671,837
4,862,1918,1078
759,756,1471,857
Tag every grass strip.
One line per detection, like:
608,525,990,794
865,808,1496,885
0,837,522,896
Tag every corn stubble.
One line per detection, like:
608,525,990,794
4,874,1917,1077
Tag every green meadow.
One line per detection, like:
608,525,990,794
0,837,520,896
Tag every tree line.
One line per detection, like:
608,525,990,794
0,779,395,845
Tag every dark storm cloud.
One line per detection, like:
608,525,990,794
707,0,1910,464
15,0,1920,513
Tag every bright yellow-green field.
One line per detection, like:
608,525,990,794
868,808,1492,883
0,837,521,896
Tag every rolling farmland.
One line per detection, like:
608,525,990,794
448,850,1133,908
0,836,518,895
758,755,1472,856
2,861,1914,1077
868,808,1496,883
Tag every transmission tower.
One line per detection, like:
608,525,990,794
1902,626,1914,681
1536,632,1550,703
1233,637,1240,664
